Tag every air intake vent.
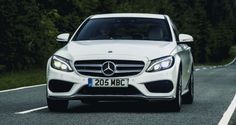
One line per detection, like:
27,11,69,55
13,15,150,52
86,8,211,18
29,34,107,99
78,85,142,95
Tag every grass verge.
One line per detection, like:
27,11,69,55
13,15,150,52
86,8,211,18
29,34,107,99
0,69,45,90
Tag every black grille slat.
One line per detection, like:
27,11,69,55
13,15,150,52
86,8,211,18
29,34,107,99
77,67,101,70
78,85,141,95
117,67,142,70
74,60,144,77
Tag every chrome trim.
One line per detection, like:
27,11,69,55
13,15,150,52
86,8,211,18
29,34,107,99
115,70,142,73
76,70,102,73
116,64,144,67
74,64,102,67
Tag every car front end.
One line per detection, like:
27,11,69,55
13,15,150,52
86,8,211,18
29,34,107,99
47,51,181,102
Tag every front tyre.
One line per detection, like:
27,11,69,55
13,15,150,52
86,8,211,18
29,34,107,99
47,98,68,112
171,69,182,112
183,69,194,104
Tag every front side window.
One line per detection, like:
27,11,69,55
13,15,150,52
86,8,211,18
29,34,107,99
73,18,172,41
169,18,179,41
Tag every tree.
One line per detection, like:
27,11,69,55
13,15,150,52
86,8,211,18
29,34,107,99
0,0,235,71
0,0,58,70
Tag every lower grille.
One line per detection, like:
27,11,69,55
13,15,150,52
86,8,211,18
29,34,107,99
74,60,145,77
78,85,142,95
48,80,74,92
145,80,173,93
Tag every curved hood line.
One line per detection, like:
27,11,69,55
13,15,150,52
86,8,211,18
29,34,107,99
55,40,176,61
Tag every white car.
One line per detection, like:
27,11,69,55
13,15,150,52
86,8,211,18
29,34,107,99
46,13,194,112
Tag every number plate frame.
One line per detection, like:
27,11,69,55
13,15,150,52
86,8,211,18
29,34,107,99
88,78,129,87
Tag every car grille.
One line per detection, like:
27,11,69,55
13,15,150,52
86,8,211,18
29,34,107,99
74,60,145,77
78,85,142,95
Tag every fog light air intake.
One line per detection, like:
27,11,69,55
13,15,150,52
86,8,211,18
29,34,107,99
48,80,74,92
144,80,173,93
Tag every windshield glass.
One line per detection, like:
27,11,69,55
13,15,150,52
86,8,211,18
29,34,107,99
73,18,172,41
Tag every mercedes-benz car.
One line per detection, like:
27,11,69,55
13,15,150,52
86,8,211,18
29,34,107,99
46,13,194,112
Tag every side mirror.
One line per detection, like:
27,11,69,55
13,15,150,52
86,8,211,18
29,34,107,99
56,33,70,43
178,34,193,43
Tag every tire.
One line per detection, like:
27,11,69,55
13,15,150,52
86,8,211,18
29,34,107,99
81,99,98,104
47,98,68,112
171,69,182,112
183,69,194,104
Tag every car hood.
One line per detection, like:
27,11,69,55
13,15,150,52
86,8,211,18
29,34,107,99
55,40,176,61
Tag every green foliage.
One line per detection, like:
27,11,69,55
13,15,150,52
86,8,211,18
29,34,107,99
0,0,235,71
0,69,45,90
0,0,58,70
207,23,233,61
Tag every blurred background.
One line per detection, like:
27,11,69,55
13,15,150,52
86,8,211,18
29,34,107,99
0,0,235,89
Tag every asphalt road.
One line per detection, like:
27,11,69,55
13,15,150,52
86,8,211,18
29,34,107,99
0,62,236,125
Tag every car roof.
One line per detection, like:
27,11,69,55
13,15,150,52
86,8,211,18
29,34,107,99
90,13,166,19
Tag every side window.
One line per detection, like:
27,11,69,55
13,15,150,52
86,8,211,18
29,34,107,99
169,18,179,41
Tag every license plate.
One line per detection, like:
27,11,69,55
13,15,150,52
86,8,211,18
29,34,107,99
88,78,129,87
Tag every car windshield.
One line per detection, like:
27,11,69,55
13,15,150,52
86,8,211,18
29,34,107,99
73,18,172,41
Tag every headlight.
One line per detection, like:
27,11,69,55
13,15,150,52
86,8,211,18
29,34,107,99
146,56,174,72
51,55,73,72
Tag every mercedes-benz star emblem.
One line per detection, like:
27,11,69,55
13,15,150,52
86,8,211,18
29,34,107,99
101,61,116,76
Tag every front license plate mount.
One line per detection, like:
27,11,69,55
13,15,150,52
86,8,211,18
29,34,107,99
88,78,129,87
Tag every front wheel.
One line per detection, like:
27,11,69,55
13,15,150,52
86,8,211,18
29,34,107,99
47,98,68,112
183,69,194,104
171,69,182,112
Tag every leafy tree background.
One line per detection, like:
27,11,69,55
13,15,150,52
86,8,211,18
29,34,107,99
0,0,235,71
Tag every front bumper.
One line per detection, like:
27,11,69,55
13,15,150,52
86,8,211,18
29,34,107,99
48,94,175,101
46,56,180,101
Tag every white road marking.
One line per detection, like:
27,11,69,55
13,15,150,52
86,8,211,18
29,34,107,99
218,93,236,125
224,57,236,67
15,106,48,114
195,68,200,71
0,84,46,93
